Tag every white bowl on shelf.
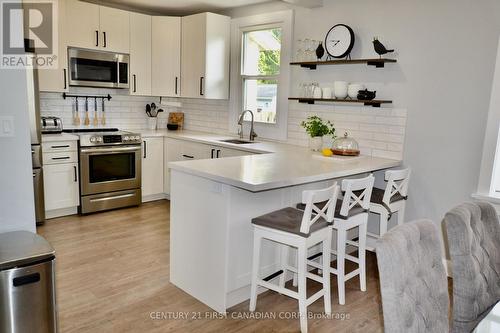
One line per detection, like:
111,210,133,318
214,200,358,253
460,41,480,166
348,83,365,99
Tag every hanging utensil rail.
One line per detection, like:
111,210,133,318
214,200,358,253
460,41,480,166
62,93,112,101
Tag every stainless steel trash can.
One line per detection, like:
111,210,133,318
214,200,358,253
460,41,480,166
0,231,57,333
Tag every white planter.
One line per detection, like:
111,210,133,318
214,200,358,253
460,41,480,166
309,136,323,151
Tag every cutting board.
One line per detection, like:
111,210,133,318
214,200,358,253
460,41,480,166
168,112,184,130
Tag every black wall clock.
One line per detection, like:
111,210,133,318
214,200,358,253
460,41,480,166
325,24,355,59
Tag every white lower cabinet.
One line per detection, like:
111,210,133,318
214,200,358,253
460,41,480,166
141,137,164,200
42,139,79,218
43,163,79,211
164,138,255,195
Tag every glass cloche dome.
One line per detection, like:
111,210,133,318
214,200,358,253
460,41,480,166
331,132,360,156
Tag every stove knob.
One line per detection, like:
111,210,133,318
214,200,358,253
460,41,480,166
96,137,102,142
90,137,96,143
124,136,130,141
134,136,140,141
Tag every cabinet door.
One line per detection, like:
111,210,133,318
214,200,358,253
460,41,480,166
65,0,100,49
164,138,183,195
142,138,164,197
218,147,252,158
130,13,152,96
152,17,181,97
43,163,79,211
181,14,206,98
204,13,230,99
38,0,68,92
99,6,130,53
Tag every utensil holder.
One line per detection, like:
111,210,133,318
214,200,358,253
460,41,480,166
147,117,157,130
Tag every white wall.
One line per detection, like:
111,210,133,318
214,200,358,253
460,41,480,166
0,68,37,233
226,0,500,225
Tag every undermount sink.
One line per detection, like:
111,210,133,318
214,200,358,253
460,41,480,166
219,139,256,145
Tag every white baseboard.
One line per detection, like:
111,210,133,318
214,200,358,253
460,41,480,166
142,193,168,203
45,206,78,219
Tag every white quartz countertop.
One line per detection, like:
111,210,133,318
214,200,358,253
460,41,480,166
41,133,79,142
169,152,401,192
138,129,403,192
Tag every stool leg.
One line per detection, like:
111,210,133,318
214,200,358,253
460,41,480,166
380,210,389,236
358,221,367,292
249,233,262,312
292,248,298,287
336,228,346,305
297,242,308,333
322,232,332,315
397,205,406,226
279,244,289,290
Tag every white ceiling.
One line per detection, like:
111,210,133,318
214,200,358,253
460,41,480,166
88,0,274,15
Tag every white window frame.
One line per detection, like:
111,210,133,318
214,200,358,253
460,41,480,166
229,10,293,141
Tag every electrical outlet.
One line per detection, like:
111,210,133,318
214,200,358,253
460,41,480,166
0,116,14,137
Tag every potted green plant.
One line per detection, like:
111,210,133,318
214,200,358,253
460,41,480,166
301,116,336,151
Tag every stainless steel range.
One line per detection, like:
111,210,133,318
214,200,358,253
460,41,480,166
64,129,142,214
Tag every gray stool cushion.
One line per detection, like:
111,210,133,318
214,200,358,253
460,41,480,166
296,199,367,219
252,207,330,237
376,220,449,333
443,202,500,333
370,187,407,212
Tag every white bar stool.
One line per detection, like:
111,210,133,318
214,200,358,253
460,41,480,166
366,168,411,251
249,184,340,333
296,175,375,305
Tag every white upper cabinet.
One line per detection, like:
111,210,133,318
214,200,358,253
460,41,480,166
152,17,181,97
38,0,68,92
99,6,130,53
65,0,129,53
130,13,152,96
65,0,100,49
181,13,230,99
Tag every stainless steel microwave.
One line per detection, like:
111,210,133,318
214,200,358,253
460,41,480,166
68,48,129,89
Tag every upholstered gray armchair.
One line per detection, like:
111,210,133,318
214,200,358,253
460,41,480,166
443,202,500,333
376,220,449,333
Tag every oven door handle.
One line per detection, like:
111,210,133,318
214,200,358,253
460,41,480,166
80,146,141,154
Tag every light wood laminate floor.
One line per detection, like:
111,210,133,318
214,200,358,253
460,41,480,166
38,200,386,333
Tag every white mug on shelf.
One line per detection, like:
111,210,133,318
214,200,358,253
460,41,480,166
334,81,348,99
322,87,332,99
313,86,323,99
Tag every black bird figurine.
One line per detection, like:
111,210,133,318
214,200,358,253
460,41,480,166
373,37,394,58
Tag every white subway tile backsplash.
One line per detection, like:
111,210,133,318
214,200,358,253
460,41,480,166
40,88,406,159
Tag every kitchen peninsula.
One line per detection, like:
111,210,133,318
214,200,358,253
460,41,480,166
168,142,400,312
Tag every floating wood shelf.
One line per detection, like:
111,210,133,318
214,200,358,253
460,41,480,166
290,58,397,69
288,97,392,108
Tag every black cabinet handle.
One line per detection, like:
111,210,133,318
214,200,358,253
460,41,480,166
63,69,67,89
143,141,147,159
103,31,107,48
73,165,77,182
95,30,99,47
133,74,137,92
51,156,70,160
13,273,40,287
51,145,70,149
216,150,221,158
182,154,194,159
175,77,178,95
200,77,204,96
211,149,215,159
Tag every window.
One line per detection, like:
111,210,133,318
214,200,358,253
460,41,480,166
242,28,282,124
230,11,292,141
